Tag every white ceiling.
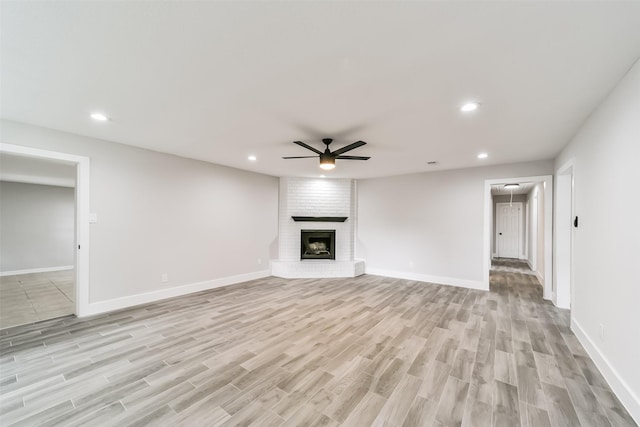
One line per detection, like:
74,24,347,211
0,153,76,187
2,1,640,179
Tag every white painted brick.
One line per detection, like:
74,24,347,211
274,177,363,278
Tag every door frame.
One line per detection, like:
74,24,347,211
0,143,91,316
495,202,523,259
555,159,575,309
529,190,539,272
484,175,553,299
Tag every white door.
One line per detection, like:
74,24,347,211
496,202,522,258
556,168,573,309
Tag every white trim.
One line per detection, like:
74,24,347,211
529,187,538,272
572,318,640,424
543,178,553,300
524,200,529,261
0,143,91,317
554,158,575,310
526,255,545,286
484,175,553,300
0,265,74,277
365,268,487,291
82,269,271,317
0,173,75,188
535,270,544,286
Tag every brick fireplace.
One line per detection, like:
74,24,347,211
271,177,365,278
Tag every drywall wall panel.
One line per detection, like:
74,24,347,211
357,160,553,287
554,59,640,421
0,181,74,272
0,120,279,304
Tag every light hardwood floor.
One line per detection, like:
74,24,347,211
0,271,635,426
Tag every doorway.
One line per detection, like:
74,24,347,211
0,143,90,320
496,202,522,258
0,170,76,328
484,175,553,300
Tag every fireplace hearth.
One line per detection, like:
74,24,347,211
301,230,336,260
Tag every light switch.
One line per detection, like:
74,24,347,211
89,213,98,223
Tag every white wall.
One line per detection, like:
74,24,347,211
0,181,75,273
0,120,279,306
555,59,640,421
357,160,553,289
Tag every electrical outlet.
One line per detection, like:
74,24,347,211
161,273,168,283
258,258,262,265
409,260,414,268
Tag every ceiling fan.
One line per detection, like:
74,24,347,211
282,138,370,170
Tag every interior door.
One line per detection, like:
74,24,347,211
496,202,522,258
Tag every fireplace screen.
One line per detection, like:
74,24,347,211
301,230,336,260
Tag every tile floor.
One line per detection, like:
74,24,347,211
490,258,536,276
0,272,635,426
0,270,74,329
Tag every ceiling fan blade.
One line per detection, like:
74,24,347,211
293,140,323,155
331,140,366,156
282,156,318,159
335,155,371,160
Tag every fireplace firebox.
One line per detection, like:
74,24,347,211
301,230,335,260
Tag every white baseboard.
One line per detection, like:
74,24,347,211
365,268,487,291
535,270,544,287
0,265,74,277
523,259,545,287
81,269,271,317
571,318,640,424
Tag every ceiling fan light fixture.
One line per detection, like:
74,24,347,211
319,156,336,170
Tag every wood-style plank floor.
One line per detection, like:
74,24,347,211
0,271,635,426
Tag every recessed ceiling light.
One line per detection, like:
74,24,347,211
90,113,109,121
247,155,257,161
504,184,519,189
477,152,488,159
460,102,479,112
320,175,326,178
